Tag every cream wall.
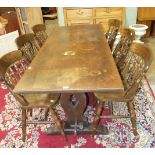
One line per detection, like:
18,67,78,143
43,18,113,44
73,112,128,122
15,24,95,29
57,7,138,27
57,7,65,26
125,7,137,27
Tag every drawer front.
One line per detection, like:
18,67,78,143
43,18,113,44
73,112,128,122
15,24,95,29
66,19,94,26
95,7,123,17
65,9,93,19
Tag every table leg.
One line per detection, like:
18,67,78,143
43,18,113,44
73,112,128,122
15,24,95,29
60,93,87,124
46,93,109,135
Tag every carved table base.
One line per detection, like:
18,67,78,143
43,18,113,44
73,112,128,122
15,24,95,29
47,93,109,135
47,123,109,135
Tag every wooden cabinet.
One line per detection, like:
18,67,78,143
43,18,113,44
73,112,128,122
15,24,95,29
64,7,125,31
138,7,155,21
16,7,43,34
137,7,155,37
95,7,125,30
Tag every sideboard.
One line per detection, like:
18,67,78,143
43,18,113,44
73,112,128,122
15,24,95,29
63,7,125,31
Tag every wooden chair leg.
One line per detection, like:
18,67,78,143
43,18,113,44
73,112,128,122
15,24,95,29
45,108,49,121
92,101,104,132
22,109,27,142
108,101,113,115
50,108,67,142
127,101,138,136
29,109,32,117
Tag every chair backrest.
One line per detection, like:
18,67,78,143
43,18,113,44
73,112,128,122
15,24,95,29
105,19,121,50
15,33,40,63
113,28,135,71
32,24,48,47
0,50,28,91
121,43,153,99
0,50,21,79
32,24,46,33
0,50,29,106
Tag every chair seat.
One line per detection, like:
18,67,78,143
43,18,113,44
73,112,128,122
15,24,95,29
94,92,131,102
24,93,60,107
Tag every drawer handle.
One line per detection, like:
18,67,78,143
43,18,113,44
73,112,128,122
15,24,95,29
76,10,84,15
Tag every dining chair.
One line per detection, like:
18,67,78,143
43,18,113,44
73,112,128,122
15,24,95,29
112,28,135,71
15,33,40,63
92,43,153,136
0,51,67,142
105,19,121,50
32,24,48,47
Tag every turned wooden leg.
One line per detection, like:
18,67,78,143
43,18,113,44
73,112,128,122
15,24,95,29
92,101,104,132
50,108,67,142
127,101,138,136
45,108,49,121
108,101,113,115
22,108,27,142
29,109,32,117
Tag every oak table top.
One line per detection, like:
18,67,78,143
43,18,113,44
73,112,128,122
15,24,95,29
13,24,124,94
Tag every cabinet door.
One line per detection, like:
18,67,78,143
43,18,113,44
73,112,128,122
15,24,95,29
138,7,155,20
137,7,155,37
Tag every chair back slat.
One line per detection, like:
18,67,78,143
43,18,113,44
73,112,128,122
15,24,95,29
113,28,135,71
0,50,23,80
15,33,40,63
32,24,48,47
105,19,121,50
0,50,29,106
121,43,153,98
5,59,27,89
35,31,48,47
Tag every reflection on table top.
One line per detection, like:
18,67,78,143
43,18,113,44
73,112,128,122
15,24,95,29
14,24,124,94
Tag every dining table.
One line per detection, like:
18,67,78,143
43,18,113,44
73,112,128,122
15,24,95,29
13,24,124,135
